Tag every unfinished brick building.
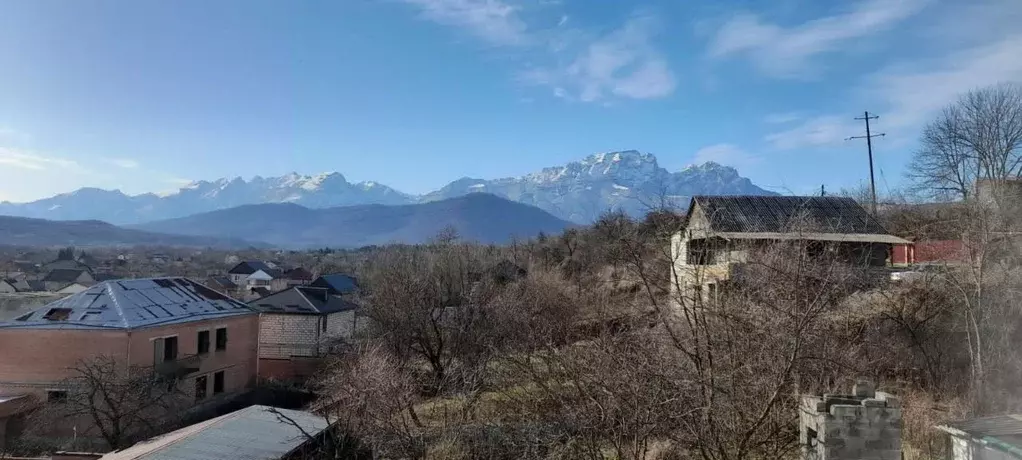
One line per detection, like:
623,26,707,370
0,278,260,448
799,381,902,460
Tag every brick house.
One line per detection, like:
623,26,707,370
0,278,259,447
248,286,358,381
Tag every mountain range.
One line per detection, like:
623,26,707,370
0,150,774,225
131,193,573,248
0,215,259,248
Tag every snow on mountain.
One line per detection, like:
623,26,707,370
421,150,774,223
0,150,774,225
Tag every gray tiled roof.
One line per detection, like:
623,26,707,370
100,405,329,460
42,268,89,283
249,286,356,315
0,277,254,330
691,196,891,235
309,274,358,295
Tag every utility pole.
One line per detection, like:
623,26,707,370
847,111,885,215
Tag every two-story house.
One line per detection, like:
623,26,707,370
671,196,910,302
0,277,259,447
249,286,358,381
228,261,287,293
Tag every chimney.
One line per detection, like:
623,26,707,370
799,381,901,460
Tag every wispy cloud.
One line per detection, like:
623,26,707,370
102,157,140,169
522,15,675,102
765,31,1022,150
764,116,857,150
693,143,760,168
400,1,676,102
708,0,930,78
763,112,803,124
869,33,1022,129
401,0,529,46
0,147,79,170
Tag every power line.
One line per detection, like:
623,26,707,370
847,111,886,215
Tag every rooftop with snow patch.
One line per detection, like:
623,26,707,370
0,277,254,330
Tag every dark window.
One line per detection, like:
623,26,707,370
194,375,207,400
215,328,227,351
197,330,210,354
164,336,178,361
43,308,73,321
213,371,225,394
47,390,67,403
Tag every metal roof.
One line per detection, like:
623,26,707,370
939,415,1022,457
250,286,356,315
228,261,279,277
42,268,89,283
0,278,255,330
309,274,358,295
690,196,892,235
100,405,330,460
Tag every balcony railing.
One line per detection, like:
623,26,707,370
154,354,202,378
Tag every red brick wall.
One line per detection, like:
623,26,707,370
126,314,260,393
0,329,128,395
0,313,260,398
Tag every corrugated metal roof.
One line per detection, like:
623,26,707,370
946,415,1022,437
0,277,254,330
939,415,1022,457
691,196,891,235
100,405,329,460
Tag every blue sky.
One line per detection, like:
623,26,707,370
1,0,1021,202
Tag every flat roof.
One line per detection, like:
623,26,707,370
101,405,329,460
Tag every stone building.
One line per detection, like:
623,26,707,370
670,196,910,303
799,381,902,460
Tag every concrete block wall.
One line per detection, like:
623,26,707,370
800,382,902,460
324,310,355,340
258,314,320,358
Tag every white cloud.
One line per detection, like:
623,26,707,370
0,147,79,170
763,112,802,124
765,115,857,150
521,15,675,102
401,0,529,46
766,31,1022,151
868,33,1022,129
102,157,140,169
693,143,760,167
708,0,930,78
401,1,675,103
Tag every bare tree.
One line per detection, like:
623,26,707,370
30,355,185,450
909,83,1022,200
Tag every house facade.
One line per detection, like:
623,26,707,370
671,196,910,303
249,286,358,381
0,278,259,448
